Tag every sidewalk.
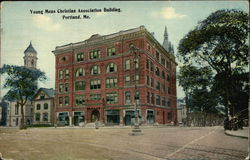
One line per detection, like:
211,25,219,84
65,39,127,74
225,127,249,139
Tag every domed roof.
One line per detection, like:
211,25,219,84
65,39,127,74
24,42,37,54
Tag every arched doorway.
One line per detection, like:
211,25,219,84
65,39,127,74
91,109,100,122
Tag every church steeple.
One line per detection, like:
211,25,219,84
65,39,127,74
23,41,38,69
162,26,174,55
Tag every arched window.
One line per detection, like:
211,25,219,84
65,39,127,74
31,59,34,66
44,103,49,110
91,65,100,75
75,68,84,77
106,63,117,73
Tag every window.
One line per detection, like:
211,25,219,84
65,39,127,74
125,91,131,104
106,63,117,73
156,95,160,105
162,71,165,79
106,78,117,88
107,47,116,56
134,74,139,84
65,69,70,79
75,81,85,91
36,104,41,110
91,65,100,75
75,68,84,77
167,86,170,94
75,95,85,105
125,59,130,70
167,74,170,82
90,94,101,100
146,59,150,69
134,91,140,103
89,50,101,59
162,97,166,106
43,113,48,122
161,57,165,66
90,79,101,89
155,67,160,76
35,113,40,121
40,94,45,100
147,92,150,103
162,84,166,93
76,52,84,62
15,104,19,115
156,81,160,90
106,93,118,104
59,97,63,106
59,84,63,93
65,83,69,92
156,52,160,61
59,70,63,79
65,96,69,106
167,98,171,107
44,103,49,110
134,58,139,69
151,93,155,104
125,75,130,86
151,77,154,87
150,61,154,72
168,112,172,121
146,76,150,85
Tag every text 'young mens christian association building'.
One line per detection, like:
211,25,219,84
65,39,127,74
52,26,177,126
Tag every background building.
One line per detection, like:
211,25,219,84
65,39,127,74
32,88,55,125
53,26,177,126
177,98,187,125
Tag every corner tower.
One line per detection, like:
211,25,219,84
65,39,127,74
23,42,38,69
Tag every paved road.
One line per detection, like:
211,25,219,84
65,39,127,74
0,126,248,160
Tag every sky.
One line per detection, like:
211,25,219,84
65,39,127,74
0,1,249,99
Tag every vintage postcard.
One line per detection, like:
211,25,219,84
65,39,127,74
0,1,249,160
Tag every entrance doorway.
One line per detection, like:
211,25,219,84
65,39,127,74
91,109,100,122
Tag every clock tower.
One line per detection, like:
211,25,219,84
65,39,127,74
23,42,38,69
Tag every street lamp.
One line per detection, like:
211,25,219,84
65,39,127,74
129,45,143,136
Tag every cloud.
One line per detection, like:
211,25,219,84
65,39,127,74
95,12,106,17
152,7,187,19
33,15,61,31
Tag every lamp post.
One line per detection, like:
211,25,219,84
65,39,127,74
129,45,142,136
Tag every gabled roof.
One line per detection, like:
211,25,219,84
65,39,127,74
33,88,55,100
24,42,37,54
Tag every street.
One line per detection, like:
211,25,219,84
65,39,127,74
0,126,248,160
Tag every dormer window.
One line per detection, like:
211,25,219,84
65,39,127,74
40,94,45,100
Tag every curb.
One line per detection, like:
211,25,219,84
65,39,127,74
224,130,248,139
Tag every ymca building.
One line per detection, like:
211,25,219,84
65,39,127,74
52,26,177,126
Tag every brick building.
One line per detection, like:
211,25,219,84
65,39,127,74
52,26,177,126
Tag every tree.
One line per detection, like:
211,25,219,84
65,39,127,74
0,64,46,129
178,9,249,117
178,64,220,126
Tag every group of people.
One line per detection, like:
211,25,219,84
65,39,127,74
224,116,244,130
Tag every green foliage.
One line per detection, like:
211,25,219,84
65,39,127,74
0,64,46,129
177,9,249,117
0,64,46,102
178,65,219,114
